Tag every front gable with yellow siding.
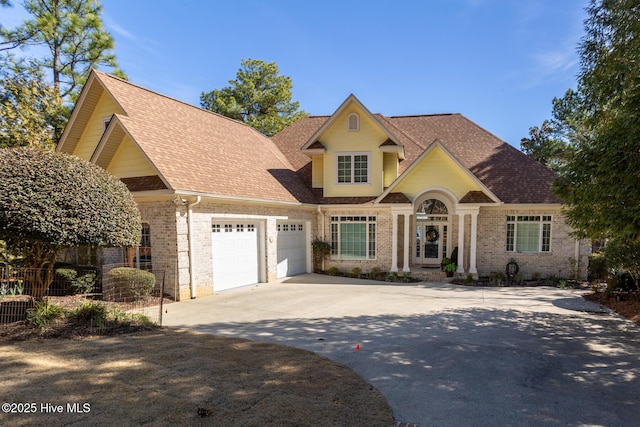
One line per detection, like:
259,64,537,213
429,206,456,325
392,142,485,201
72,91,124,161
302,95,405,198
104,134,157,178
58,71,169,193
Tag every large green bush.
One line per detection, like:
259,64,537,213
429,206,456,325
106,267,155,302
0,147,141,298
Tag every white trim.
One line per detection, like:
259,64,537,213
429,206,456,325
402,212,411,272
57,72,99,152
391,212,398,272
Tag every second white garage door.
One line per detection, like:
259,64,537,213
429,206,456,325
211,222,259,292
277,222,307,278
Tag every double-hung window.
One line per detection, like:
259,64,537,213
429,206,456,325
336,152,370,184
330,216,376,259
506,215,552,253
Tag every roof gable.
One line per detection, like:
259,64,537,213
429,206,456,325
378,140,500,203
301,95,403,156
57,74,124,158
274,113,561,205
59,70,316,204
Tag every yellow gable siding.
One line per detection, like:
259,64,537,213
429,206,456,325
106,135,157,178
383,153,398,187
394,145,481,200
321,105,387,197
312,155,324,188
72,91,123,160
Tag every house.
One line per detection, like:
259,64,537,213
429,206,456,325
57,70,588,300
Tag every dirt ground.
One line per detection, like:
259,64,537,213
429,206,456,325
0,329,394,426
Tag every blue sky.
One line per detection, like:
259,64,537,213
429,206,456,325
2,0,588,147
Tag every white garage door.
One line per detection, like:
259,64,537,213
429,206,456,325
211,222,258,292
277,222,307,278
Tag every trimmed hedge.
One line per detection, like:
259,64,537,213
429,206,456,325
106,267,155,302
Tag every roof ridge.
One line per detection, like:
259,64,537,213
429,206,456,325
93,70,263,134
387,113,460,118
454,113,510,145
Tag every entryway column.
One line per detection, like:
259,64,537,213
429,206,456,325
457,213,466,274
391,212,399,272
402,213,411,272
469,211,479,275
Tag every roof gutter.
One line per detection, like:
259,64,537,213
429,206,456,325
187,195,201,299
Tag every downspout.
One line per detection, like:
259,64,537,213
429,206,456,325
187,196,201,299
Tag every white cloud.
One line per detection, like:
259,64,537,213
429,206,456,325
103,13,136,40
533,49,577,76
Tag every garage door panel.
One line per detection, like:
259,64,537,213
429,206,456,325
277,222,307,278
212,223,258,292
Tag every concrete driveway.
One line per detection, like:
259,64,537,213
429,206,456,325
163,274,640,427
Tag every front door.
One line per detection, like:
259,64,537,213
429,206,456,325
415,223,443,266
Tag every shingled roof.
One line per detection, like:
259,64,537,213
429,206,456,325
271,113,560,204
62,71,316,204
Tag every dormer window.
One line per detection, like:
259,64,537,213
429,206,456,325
347,113,359,131
336,152,370,184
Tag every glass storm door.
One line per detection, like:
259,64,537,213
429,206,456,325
415,223,442,265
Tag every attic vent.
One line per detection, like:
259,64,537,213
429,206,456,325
348,113,359,131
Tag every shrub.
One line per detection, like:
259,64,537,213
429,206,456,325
605,271,636,298
26,299,66,328
55,265,97,295
312,241,332,272
106,267,156,301
386,272,399,282
71,301,107,325
450,247,459,265
443,263,457,273
369,267,383,280
72,272,97,294
588,254,607,282
326,266,339,276
465,273,474,283
351,267,362,278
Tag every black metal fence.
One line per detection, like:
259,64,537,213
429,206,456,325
0,265,166,329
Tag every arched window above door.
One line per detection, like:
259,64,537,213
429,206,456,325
416,199,448,216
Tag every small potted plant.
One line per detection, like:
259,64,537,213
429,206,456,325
443,263,457,277
440,257,451,271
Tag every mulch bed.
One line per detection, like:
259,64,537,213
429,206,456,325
0,294,172,341
583,291,640,325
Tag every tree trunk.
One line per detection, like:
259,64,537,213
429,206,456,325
22,241,58,300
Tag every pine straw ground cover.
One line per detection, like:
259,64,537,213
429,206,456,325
583,291,640,325
0,310,393,426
